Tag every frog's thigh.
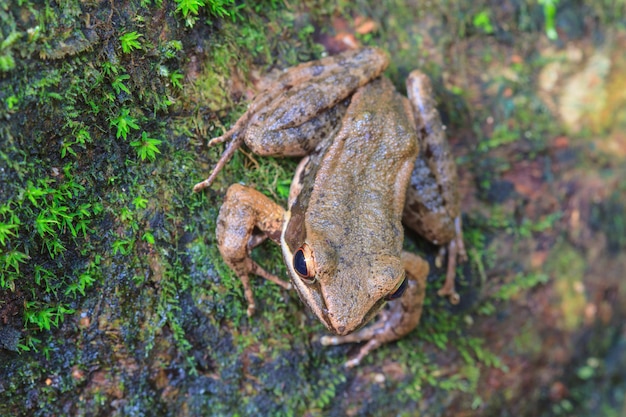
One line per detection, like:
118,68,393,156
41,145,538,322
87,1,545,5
402,154,456,244
216,184,290,316
406,70,459,212
392,251,428,336
321,251,428,368
244,102,348,157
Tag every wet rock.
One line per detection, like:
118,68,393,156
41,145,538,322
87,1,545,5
0,326,20,352
538,31,626,146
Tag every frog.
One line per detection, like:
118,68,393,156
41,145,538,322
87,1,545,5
193,47,466,368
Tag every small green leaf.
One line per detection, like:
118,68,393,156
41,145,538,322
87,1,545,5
133,196,149,209
174,0,206,17
473,10,494,34
119,31,143,53
110,108,139,140
0,222,18,246
142,231,155,244
130,131,162,161
112,74,131,95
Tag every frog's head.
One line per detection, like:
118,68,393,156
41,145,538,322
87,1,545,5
281,212,407,335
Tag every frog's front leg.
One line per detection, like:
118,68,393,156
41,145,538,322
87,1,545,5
320,252,428,368
216,184,291,317
403,70,467,304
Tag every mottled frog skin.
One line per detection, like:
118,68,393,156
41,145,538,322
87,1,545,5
194,47,465,367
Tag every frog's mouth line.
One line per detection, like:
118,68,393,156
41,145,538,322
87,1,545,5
280,212,337,332
280,232,334,331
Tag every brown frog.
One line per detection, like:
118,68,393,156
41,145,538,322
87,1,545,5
194,47,466,368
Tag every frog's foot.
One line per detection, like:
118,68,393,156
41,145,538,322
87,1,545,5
321,252,428,368
436,216,466,305
320,313,389,369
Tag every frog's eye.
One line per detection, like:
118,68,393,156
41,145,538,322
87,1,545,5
386,277,408,301
293,244,316,284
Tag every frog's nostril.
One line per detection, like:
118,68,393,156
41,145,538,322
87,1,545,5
337,326,346,334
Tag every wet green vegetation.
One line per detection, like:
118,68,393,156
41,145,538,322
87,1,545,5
1,0,626,415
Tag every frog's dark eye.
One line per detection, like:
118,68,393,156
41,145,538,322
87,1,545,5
293,244,316,284
386,277,408,300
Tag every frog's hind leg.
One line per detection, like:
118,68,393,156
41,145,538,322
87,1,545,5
436,216,466,305
244,100,349,158
404,70,467,305
215,184,291,317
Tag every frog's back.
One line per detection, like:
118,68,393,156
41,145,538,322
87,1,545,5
306,77,418,278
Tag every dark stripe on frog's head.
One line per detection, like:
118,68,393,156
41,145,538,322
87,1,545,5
284,207,306,253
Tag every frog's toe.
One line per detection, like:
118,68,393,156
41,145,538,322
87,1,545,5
437,264,460,305
449,292,460,305
437,284,460,305
208,134,228,146
319,335,338,346
246,303,256,317
343,357,361,369
194,133,246,192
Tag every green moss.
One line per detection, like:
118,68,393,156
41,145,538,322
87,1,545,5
0,160,102,336
119,31,143,54
0,0,186,363
544,242,588,330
